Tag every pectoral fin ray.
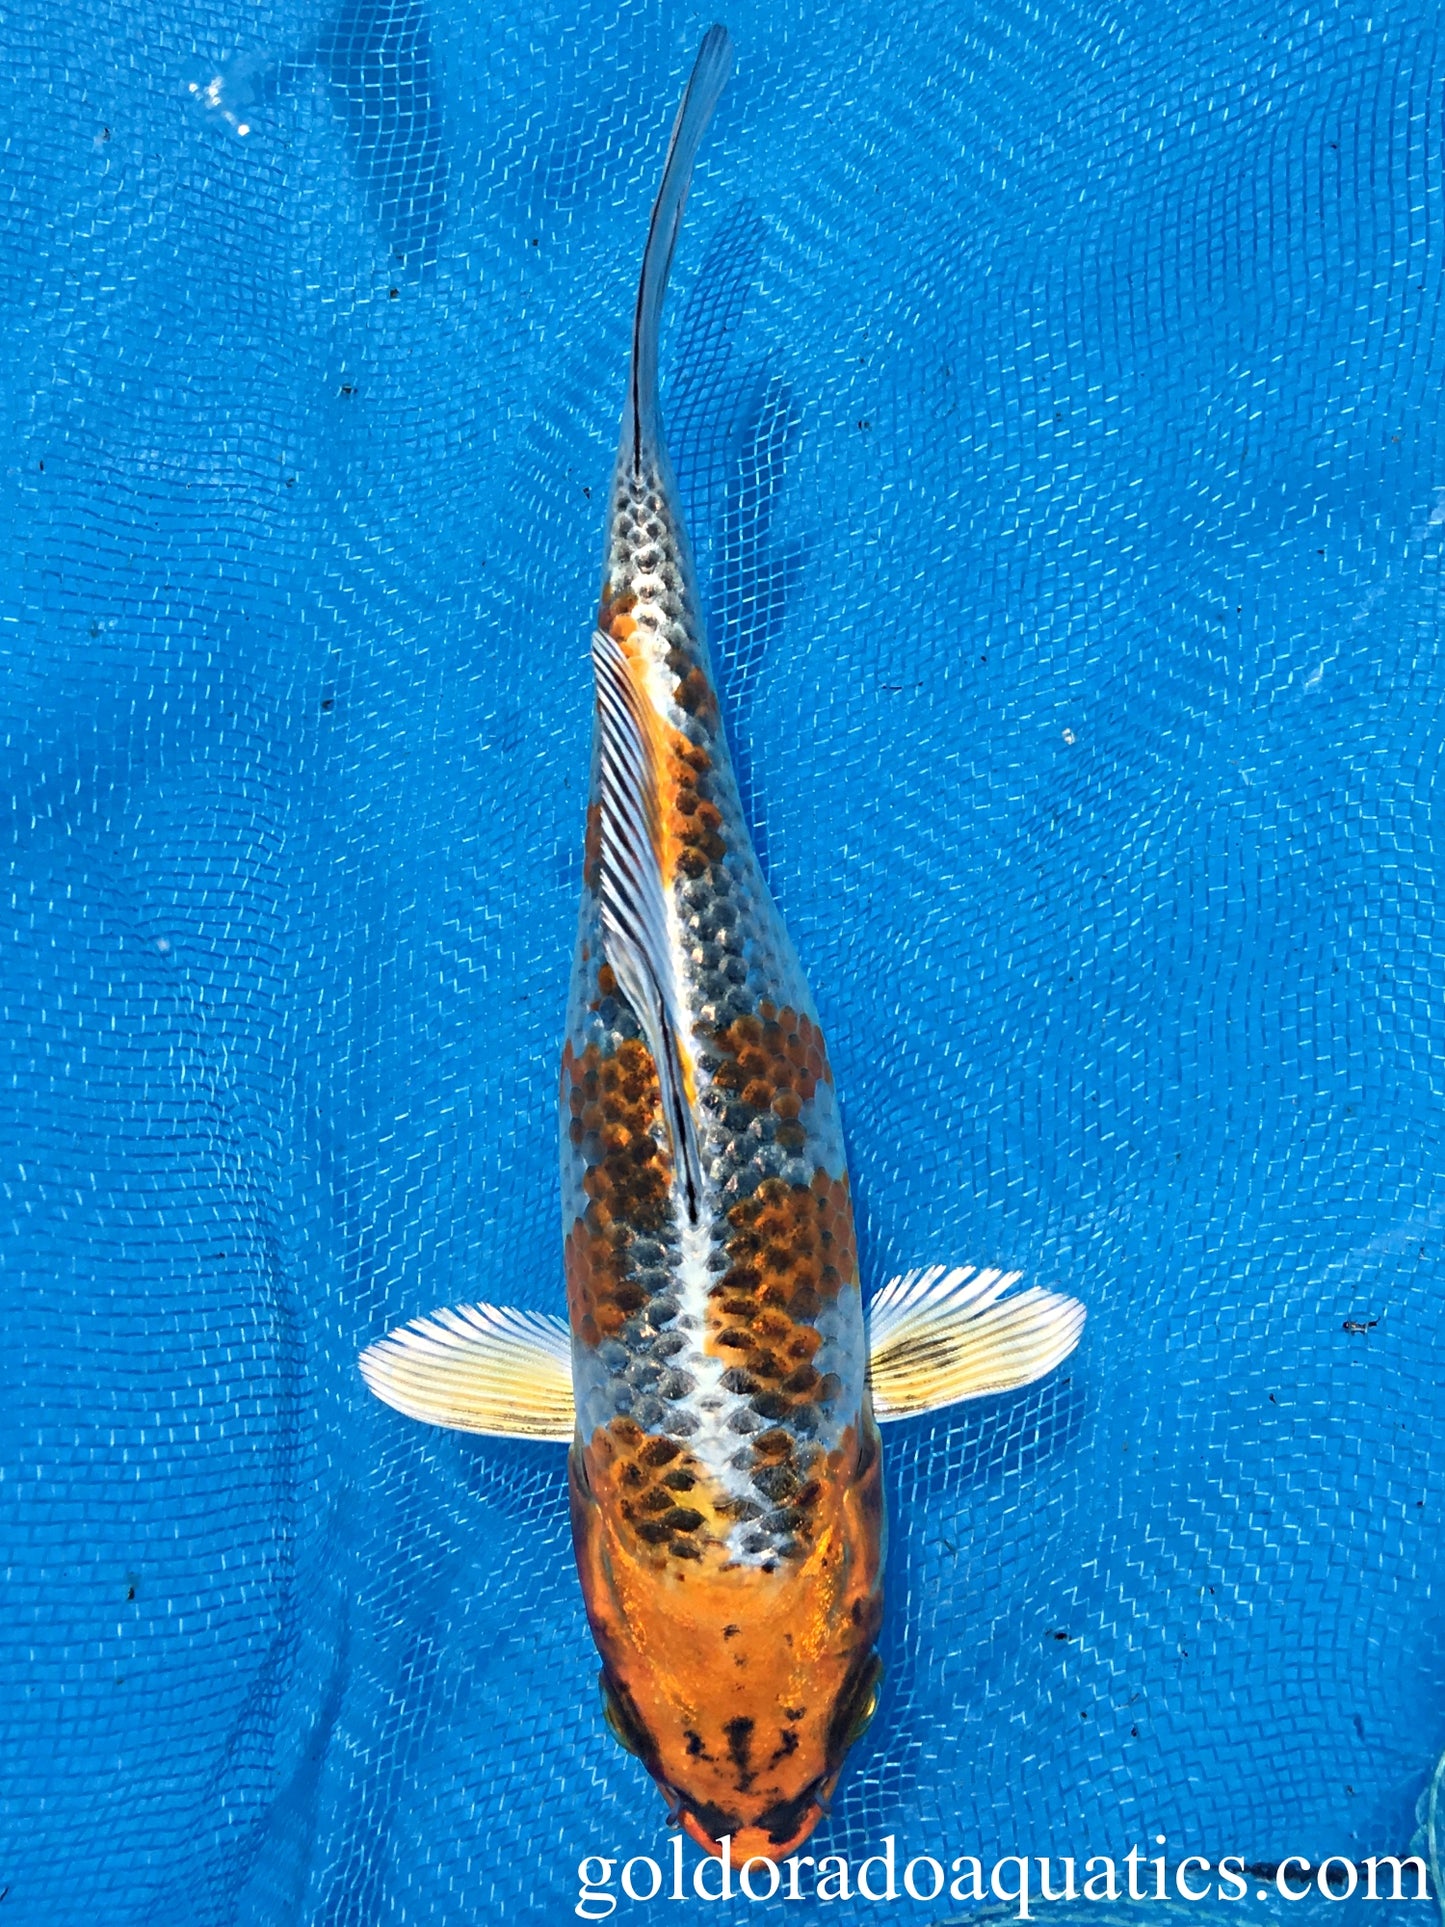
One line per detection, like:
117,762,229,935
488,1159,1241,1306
359,1302,576,1440
866,1264,1086,1420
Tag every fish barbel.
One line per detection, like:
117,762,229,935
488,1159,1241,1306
360,24,1086,1866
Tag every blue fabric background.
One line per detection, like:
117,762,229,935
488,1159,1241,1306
3,0,1443,1920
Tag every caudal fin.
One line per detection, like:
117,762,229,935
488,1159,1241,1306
627,25,733,471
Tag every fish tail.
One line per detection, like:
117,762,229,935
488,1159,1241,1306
627,25,733,472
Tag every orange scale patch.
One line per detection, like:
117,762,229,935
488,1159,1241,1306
598,582,638,638
673,662,717,722
710,1006,835,1122
663,736,724,881
590,1418,754,1565
588,960,618,1012
563,1039,671,1348
702,1173,858,1427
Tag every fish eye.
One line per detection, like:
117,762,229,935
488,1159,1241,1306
598,1673,643,1758
846,1685,879,1746
843,1654,884,1747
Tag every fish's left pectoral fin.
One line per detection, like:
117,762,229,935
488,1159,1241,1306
866,1264,1086,1421
358,1302,575,1441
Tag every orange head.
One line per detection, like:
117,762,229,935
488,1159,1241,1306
569,1416,886,1861
600,1645,884,1861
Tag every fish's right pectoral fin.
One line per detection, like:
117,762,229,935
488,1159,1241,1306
866,1264,1086,1421
358,1302,575,1441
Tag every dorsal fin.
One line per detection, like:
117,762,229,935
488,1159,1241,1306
627,25,733,472
592,625,705,1221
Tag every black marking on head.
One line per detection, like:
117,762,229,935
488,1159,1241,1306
766,1727,799,1770
682,1794,738,1846
753,1780,828,1847
724,1714,755,1790
684,1728,714,1760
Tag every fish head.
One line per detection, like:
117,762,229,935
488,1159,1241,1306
571,1416,886,1862
598,1644,884,1860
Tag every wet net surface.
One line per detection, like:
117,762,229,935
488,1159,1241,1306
3,1,1444,1922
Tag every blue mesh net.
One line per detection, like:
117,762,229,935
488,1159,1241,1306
4,0,1444,1921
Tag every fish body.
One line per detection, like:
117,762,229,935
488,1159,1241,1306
357,24,1086,1870
561,28,881,1857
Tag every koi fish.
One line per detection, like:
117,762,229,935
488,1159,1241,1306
359,24,1085,1866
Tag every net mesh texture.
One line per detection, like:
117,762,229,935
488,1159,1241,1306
3,0,1443,1921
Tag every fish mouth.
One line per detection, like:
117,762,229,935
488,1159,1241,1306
675,1778,836,1864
